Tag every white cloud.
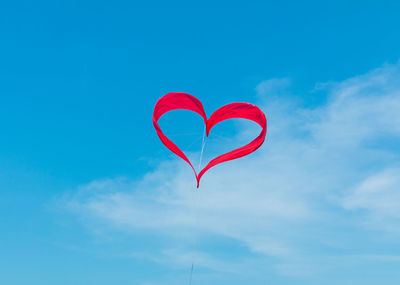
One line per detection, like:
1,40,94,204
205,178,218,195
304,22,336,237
62,61,400,277
343,167,400,232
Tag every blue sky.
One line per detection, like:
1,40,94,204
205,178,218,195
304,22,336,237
1,0,400,284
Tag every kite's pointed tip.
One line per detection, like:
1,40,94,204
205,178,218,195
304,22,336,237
205,123,210,137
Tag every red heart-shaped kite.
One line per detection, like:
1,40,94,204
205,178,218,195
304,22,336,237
153,92,267,188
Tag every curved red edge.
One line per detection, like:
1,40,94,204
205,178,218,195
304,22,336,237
153,92,267,188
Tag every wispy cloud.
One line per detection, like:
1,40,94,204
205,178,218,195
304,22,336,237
61,61,400,278
343,167,400,232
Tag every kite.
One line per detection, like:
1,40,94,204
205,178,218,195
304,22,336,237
153,92,267,187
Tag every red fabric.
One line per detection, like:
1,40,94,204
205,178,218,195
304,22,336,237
153,92,267,188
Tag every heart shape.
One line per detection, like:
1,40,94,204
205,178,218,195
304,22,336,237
153,92,267,188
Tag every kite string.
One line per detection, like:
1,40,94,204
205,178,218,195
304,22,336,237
189,125,207,285
198,125,206,172
189,262,194,285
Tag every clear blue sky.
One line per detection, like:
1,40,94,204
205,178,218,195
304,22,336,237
1,0,400,284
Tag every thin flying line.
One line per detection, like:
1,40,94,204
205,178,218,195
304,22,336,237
198,126,206,172
188,126,206,285
185,137,203,151
189,262,194,285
